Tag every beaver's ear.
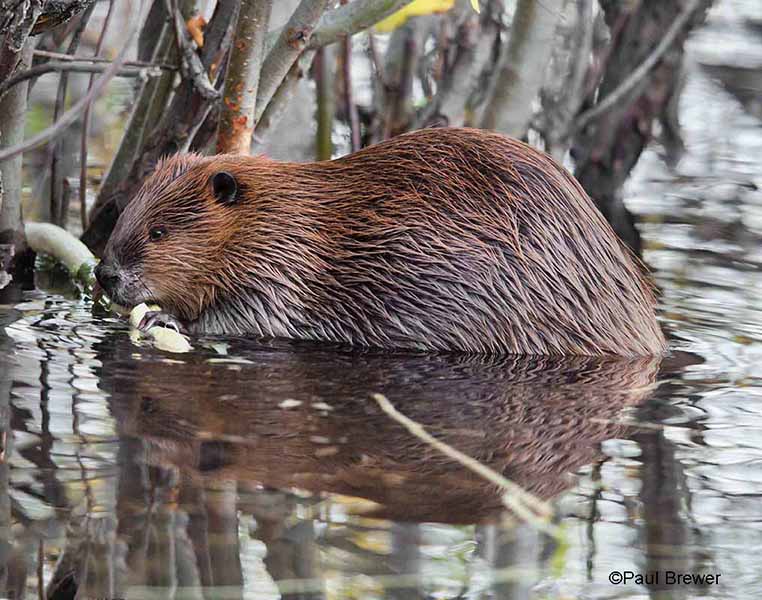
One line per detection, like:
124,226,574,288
211,171,238,205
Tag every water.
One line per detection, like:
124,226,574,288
2,7,762,600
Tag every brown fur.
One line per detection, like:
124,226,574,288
101,127,666,355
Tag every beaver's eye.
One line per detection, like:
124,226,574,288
149,226,166,242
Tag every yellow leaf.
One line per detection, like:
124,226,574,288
375,0,455,33
470,0,480,12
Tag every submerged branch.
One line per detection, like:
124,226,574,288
372,393,562,538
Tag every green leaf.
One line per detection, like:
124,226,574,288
470,0,480,13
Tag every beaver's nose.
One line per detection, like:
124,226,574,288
94,261,120,294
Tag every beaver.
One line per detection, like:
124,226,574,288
94,127,666,356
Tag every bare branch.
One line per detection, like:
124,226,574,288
313,46,333,160
165,0,219,100
94,0,179,210
416,10,482,129
79,0,116,231
253,50,315,148
50,2,95,228
264,0,415,53
0,40,32,255
574,0,701,132
339,0,360,152
536,0,594,159
255,0,331,122
480,0,562,137
33,49,177,69
0,62,154,99
217,0,272,154
0,1,150,163
307,0,413,49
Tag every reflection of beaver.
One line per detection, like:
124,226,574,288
101,340,660,523
95,127,665,355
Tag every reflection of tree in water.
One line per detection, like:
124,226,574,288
1,317,661,598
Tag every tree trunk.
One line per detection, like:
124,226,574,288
0,40,32,277
216,0,273,154
572,0,712,254
479,0,561,138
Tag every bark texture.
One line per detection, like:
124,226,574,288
0,41,32,273
217,0,273,154
572,0,712,253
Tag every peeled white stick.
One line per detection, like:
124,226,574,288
24,222,98,288
24,222,192,353
128,303,192,353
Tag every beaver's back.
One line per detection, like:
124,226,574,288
259,127,665,355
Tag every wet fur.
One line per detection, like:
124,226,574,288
104,127,666,356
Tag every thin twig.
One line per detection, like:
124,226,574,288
574,0,701,132
372,394,562,538
0,62,154,98
33,48,177,69
79,0,115,232
0,1,150,163
367,31,387,87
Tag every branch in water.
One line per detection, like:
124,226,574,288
372,393,562,538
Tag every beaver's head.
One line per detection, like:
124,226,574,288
95,154,247,320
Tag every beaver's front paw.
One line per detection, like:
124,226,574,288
138,311,188,334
